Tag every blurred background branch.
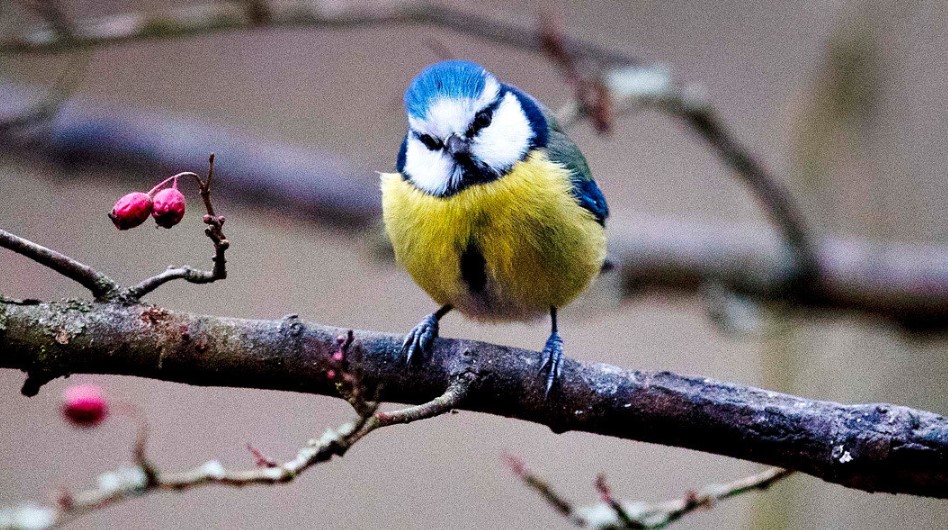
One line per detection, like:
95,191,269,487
2,83,947,332
0,0,640,66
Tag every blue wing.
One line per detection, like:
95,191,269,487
504,84,609,225
545,118,609,226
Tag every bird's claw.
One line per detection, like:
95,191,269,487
400,313,440,365
539,331,564,397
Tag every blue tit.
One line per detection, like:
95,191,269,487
381,60,608,395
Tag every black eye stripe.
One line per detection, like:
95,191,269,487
415,132,442,151
466,97,504,138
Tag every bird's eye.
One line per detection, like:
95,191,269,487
418,133,442,151
468,110,493,137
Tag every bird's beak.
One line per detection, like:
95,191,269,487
445,134,469,157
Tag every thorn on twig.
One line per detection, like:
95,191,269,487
595,473,637,528
246,443,278,468
56,488,74,511
502,454,576,520
328,330,378,417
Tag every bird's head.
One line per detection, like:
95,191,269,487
398,60,547,196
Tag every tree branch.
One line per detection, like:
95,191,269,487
555,63,819,285
1,298,946,498
506,457,794,529
0,1,639,66
3,83,947,331
0,229,119,300
126,156,231,300
4,368,471,529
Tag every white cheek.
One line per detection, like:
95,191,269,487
403,138,458,195
471,92,532,170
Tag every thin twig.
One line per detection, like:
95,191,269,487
0,229,119,299
126,154,230,299
6,370,472,529
551,63,819,287
503,454,585,526
594,475,638,528
509,460,793,529
666,96,819,280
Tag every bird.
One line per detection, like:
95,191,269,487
380,60,608,396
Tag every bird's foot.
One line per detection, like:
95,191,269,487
538,331,564,397
400,313,440,365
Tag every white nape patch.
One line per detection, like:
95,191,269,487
470,92,531,170
403,135,460,195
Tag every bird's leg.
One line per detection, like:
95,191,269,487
539,306,564,397
400,304,453,364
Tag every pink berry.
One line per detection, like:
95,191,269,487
152,187,186,228
62,384,108,427
109,192,153,230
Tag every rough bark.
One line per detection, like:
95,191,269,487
1,298,946,498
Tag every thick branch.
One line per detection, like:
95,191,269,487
1,299,946,497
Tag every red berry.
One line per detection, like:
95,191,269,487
152,187,186,228
62,384,108,427
109,192,153,230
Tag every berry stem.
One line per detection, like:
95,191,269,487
147,172,203,196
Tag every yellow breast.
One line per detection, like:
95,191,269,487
381,151,607,322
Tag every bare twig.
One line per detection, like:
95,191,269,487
0,229,119,300
594,475,639,528
508,459,794,529
2,366,471,529
665,93,819,280
552,64,819,288
503,454,585,526
126,154,230,300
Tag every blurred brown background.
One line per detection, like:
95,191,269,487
1,0,947,528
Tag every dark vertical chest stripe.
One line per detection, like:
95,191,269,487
459,241,487,294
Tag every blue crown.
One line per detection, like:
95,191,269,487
404,60,493,119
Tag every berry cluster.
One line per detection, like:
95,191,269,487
109,175,187,230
